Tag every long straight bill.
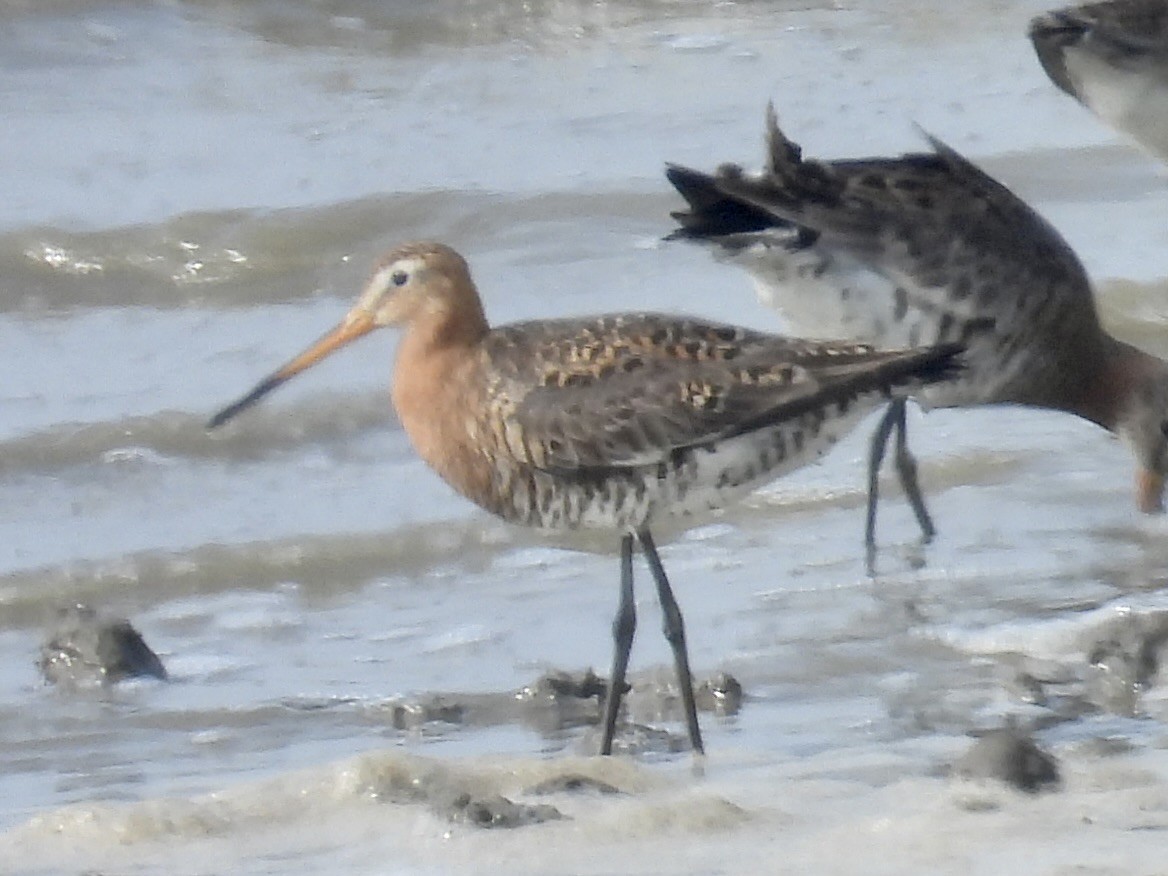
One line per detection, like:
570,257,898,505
207,311,376,429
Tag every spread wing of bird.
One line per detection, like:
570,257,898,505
667,105,1102,355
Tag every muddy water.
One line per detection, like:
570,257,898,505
5,1,1168,873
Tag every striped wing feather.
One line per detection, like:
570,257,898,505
667,108,1105,390
482,315,959,473
708,108,1097,315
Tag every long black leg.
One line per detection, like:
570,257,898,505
600,533,636,755
637,528,704,755
892,401,935,543
866,398,936,543
865,400,902,550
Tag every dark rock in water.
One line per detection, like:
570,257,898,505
588,721,690,757
603,669,743,752
1003,669,1051,707
694,671,744,715
388,695,467,730
364,758,564,828
1085,611,1168,716
955,726,1060,794
524,667,617,702
525,773,621,796
515,668,625,735
442,792,563,829
38,604,167,687
383,669,615,736
379,667,744,753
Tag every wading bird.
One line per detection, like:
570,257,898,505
209,240,962,754
667,105,1168,557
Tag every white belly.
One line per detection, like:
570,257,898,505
1067,44,1168,163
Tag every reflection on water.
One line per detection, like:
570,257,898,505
6,0,1168,873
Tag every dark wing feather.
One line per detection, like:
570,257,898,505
483,314,961,473
690,107,1100,323
665,163,791,246
512,355,821,471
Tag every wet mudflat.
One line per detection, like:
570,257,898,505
4,0,1168,873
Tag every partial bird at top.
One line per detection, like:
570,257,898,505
1030,0,1168,163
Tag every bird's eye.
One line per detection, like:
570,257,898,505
391,269,408,287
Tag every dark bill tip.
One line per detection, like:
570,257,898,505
206,374,288,430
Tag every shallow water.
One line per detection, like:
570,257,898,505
6,0,1168,873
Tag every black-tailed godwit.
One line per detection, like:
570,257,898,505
667,105,1168,555
208,241,962,754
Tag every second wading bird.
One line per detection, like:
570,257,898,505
667,105,1168,556
208,240,961,755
